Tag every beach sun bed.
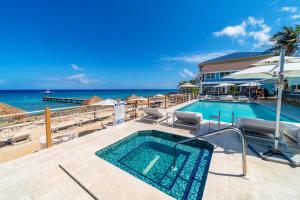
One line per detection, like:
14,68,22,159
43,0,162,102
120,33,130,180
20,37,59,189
236,117,279,141
236,118,300,146
7,131,31,144
141,107,169,124
172,111,202,129
220,95,234,101
202,95,213,100
238,95,249,102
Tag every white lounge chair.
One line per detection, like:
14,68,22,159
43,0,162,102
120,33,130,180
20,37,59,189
238,96,249,102
281,122,300,146
220,95,234,101
141,107,168,124
172,111,202,129
202,95,212,100
236,117,281,142
7,131,31,144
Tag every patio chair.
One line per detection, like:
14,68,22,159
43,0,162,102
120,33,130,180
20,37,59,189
141,107,168,124
220,95,234,101
238,96,249,102
172,111,202,129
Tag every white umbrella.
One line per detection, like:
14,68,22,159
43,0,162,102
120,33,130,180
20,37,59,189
252,56,300,66
228,48,300,162
213,83,236,87
239,82,261,87
214,83,236,95
153,94,165,98
180,83,197,88
239,82,262,98
226,62,300,79
93,99,117,106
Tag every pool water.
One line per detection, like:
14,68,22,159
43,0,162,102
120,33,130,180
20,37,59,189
178,100,298,123
95,130,213,200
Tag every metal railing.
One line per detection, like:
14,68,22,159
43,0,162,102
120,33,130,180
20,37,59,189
172,127,247,176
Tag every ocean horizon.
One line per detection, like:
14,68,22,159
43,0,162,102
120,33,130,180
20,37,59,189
0,89,177,112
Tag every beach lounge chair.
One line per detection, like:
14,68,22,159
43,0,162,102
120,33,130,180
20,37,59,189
141,107,168,124
7,131,31,144
220,95,234,101
172,111,202,129
202,95,212,100
236,117,280,142
281,122,300,146
238,96,249,102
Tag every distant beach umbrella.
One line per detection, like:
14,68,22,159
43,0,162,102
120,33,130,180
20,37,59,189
153,94,165,98
0,103,26,119
126,95,147,102
179,83,197,88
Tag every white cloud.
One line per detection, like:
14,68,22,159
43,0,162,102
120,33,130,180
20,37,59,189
161,50,235,64
290,15,300,20
275,18,281,24
213,16,273,48
179,72,187,78
281,6,298,14
178,68,196,78
247,16,264,26
65,74,97,85
71,64,84,71
183,68,196,77
214,22,246,38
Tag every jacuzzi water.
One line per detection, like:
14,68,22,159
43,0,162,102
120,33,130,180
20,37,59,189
95,130,213,200
178,100,298,123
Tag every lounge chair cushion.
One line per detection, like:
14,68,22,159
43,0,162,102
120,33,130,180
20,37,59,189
7,132,30,143
174,111,202,124
238,96,249,101
220,95,234,101
143,107,164,118
281,122,300,144
236,117,277,135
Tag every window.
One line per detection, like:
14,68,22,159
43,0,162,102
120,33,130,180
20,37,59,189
220,71,231,78
206,73,215,80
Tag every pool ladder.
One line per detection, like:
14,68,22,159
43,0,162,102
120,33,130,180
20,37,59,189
172,127,247,176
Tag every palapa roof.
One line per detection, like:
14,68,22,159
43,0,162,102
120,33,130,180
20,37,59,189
81,96,102,105
0,103,25,116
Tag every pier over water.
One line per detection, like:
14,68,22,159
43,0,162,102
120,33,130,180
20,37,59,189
42,97,86,104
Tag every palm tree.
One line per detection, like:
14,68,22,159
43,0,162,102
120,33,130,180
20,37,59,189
268,25,300,56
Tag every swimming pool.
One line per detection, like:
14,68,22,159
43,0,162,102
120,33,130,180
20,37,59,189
178,100,298,123
95,130,213,200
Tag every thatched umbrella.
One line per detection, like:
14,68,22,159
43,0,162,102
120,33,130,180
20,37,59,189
0,103,26,120
126,94,147,104
81,96,102,105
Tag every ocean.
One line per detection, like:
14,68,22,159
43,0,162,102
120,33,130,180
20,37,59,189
0,89,177,112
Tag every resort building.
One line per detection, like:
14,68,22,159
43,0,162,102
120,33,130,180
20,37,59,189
198,52,276,95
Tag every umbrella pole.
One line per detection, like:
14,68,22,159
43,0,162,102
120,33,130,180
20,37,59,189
248,84,251,98
253,48,296,166
274,48,285,151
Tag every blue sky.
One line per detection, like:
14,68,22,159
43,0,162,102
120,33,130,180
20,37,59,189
0,0,299,89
